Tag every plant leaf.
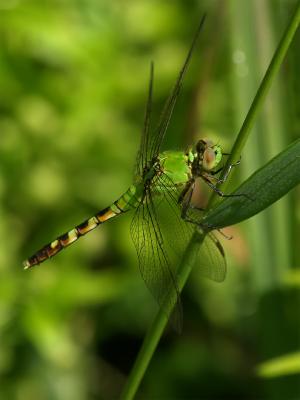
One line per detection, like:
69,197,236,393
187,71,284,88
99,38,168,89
202,139,300,229
256,351,300,378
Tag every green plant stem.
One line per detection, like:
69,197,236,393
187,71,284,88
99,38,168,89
209,0,300,208
120,233,205,400
120,3,300,399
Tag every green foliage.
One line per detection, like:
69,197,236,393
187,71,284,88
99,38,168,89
203,139,300,228
121,3,300,397
0,1,299,400
257,351,300,377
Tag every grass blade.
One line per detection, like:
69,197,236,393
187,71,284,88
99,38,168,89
202,139,300,229
208,0,300,207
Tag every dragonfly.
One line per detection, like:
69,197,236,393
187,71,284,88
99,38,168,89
24,16,238,329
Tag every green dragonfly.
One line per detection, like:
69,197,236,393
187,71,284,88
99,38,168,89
24,16,238,328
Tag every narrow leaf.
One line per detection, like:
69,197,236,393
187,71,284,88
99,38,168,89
202,139,300,229
257,351,300,378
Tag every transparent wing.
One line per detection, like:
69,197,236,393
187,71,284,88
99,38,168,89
134,62,154,177
130,186,182,331
149,15,206,160
154,174,194,260
135,15,206,178
198,232,227,282
155,173,226,283
130,171,226,330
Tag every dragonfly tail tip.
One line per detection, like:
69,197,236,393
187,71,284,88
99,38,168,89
23,260,31,270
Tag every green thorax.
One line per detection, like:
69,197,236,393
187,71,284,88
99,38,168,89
118,139,223,212
159,150,191,185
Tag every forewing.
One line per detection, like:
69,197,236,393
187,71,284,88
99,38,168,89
134,62,154,177
130,171,226,331
149,15,206,159
130,188,182,330
135,15,206,175
154,174,194,260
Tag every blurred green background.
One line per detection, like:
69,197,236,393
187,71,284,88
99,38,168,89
0,0,299,399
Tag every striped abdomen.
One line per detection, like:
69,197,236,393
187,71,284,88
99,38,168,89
23,185,141,269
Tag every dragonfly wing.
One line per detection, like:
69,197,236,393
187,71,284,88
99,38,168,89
197,232,227,282
130,172,226,331
134,62,154,177
154,174,194,259
149,15,206,159
156,173,227,283
130,188,182,331
135,15,206,177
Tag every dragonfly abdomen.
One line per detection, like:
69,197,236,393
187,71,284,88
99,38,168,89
23,185,141,269
23,209,114,268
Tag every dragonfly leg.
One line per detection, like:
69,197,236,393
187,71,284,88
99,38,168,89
205,158,241,184
179,179,195,216
218,158,241,183
209,166,224,176
217,229,233,240
201,174,251,200
179,179,205,225
202,177,240,198
182,205,206,226
178,180,194,208
200,221,233,240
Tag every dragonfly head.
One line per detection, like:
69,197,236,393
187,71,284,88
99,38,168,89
196,139,222,171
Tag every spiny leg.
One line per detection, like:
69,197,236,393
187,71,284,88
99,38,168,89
178,180,194,212
205,158,241,184
179,179,206,226
217,228,233,240
179,179,194,219
181,184,234,239
217,158,241,183
180,181,234,246
178,182,228,282
201,175,250,199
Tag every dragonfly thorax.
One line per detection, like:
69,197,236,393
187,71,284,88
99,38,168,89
141,157,161,185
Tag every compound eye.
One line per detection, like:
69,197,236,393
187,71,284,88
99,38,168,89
202,148,216,171
213,146,222,166
196,139,206,153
